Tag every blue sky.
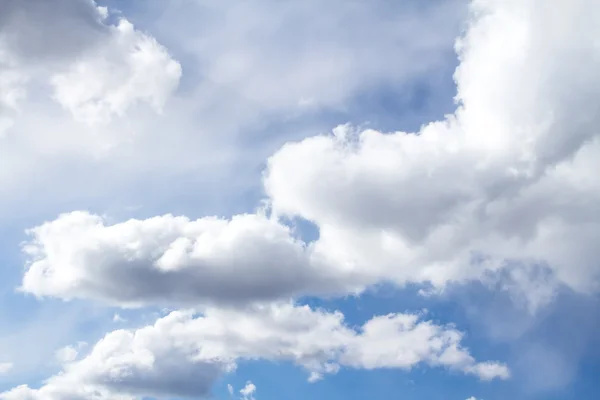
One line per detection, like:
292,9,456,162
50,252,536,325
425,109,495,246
0,0,599,399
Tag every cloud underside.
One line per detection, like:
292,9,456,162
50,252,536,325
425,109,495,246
0,304,508,399
2,0,600,398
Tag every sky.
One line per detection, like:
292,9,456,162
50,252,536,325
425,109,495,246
0,0,599,399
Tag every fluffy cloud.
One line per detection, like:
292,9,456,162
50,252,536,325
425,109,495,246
264,0,600,309
7,0,600,396
239,382,257,400
19,0,600,312
21,211,363,307
0,0,459,223
0,0,181,126
50,18,181,125
0,304,508,399
0,0,184,213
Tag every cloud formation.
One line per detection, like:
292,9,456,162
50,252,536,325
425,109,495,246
239,382,257,400
19,0,600,313
50,17,181,125
21,211,362,307
4,0,600,397
0,0,460,225
1,304,507,400
0,0,180,126
264,0,600,310
0,0,186,215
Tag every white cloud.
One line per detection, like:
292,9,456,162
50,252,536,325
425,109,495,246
0,0,460,226
0,304,507,399
0,0,528,398
20,211,360,307
239,382,256,400
0,0,187,218
263,0,600,309
0,0,181,126
4,0,599,396
50,18,181,125
17,0,600,313
55,345,79,364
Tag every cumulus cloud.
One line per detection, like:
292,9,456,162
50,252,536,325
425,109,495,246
20,211,364,307
50,17,181,125
239,382,257,400
6,0,600,396
264,0,600,309
0,0,461,226
0,304,507,400
16,0,600,313
0,0,184,210
0,0,181,126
